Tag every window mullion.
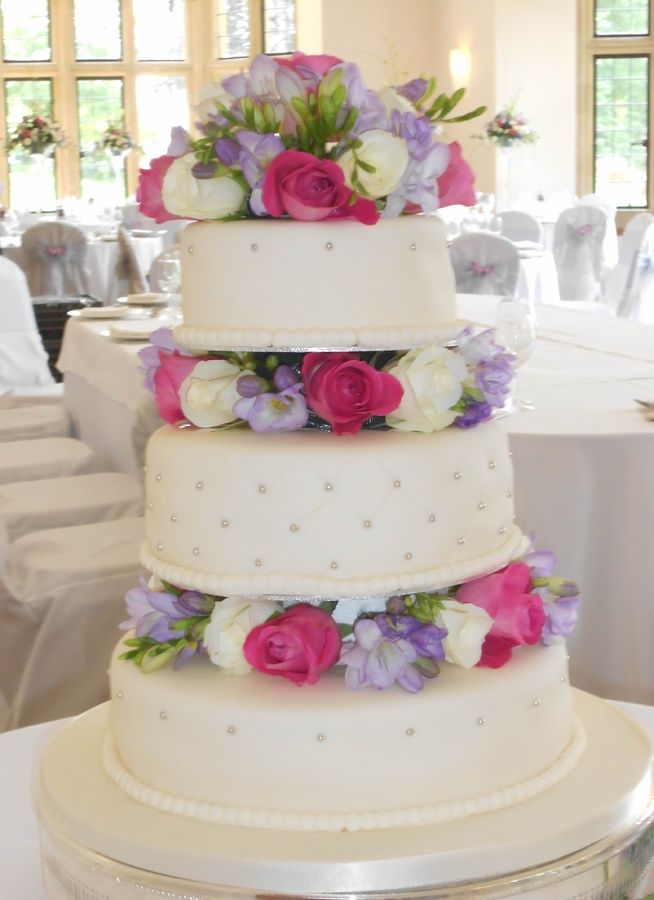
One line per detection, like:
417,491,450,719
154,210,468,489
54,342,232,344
120,0,139,196
51,0,79,198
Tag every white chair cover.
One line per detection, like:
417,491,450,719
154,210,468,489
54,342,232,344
617,222,654,322
0,256,54,389
0,471,142,543
553,206,607,302
449,233,520,296
0,437,95,484
20,221,91,297
497,210,543,245
148,244,181,292
0,516,143,724
577,193,619,269
603,213,654,318
0,404,70,441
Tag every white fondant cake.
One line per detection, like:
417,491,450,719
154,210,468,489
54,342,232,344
106,642,581,833
174,217,459,351
143,421,526,598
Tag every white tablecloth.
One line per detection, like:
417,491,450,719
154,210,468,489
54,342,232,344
2,234,164,303
1,700,652,897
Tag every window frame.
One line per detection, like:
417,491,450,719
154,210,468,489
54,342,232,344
579,0,654,224
0,0,296,206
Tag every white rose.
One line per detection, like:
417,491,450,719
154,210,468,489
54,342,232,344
194,81,232,120
162,154,245,220
180,359,242,428
338,130,409,199
377,86,415,117
436,599,493,668
203,596,281,674
385,345,468,432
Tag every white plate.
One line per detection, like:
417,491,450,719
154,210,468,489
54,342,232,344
130,229,166,237
71,306,142,320
118,293,168,307
108,320,159,341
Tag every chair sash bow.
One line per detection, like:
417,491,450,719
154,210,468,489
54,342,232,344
470,261,495,275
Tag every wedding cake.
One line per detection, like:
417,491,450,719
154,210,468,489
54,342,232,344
36,54,653,899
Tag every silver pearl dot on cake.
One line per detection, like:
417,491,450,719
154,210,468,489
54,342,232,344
316,733,326,742
488,461,497,469
170,514,177,523
506,490,513,498
187,245,194,254
409,242,417,251
509,450,514,458
477,717,485,726
405,552,413,560
561,675,568,682
156,542,163,551
195,481,204,490
255,558,263,567
478,501,487,510
147,502,153,510
498,526,507,535
454,471,462,480
289,523,299,533
457,537,465,545
155,473,162,482
250,243,258,252
116,690,123,699
393,479,401,488
405,727,415,736
363,519,372,528
429,514,437,522
143,466,148,474
330,560,338,569
532,698,541,707
159,711,168,720
258,484,267,494
325,241,334,251
221,519,229,528
227,725,236,735
192,546,200,556
324,482,333,492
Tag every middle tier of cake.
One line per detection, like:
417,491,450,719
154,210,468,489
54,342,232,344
142,421,528,598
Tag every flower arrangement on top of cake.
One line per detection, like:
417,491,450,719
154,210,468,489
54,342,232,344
137,52,485,225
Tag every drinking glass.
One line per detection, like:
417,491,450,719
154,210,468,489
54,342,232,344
495,298,536,412
159,257,181,304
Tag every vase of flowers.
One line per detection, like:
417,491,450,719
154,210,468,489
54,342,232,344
482,102,539,150
6,113,66,158
99,123,134,158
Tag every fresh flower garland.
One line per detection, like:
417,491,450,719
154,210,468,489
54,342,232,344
120,547,580,692
481,102,538,149
136,52,485,225
99,123,134,155
6,112,66,155
138,327,515,435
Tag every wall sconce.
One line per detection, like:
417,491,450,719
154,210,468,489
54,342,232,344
449,48,471,90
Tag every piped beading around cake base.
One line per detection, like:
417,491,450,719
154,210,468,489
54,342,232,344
102,717,586,833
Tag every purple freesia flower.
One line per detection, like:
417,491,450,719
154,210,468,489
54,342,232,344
523,547,556,578
234,383,309,432
192,161,218,179
273,364,299,390
121,578,210,643
396,77,429,104
382,142,449,217
237,131,285,190
167,126,192,158
475,355,514,407
236,373,268,398
137,328,179,391
455,399,493,429
214,137,240,166
541,594,581,646
391,110,433,161
376,614,446,659
340,618,423,692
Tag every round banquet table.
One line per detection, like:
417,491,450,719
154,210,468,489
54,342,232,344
56,296,654,704
2,702,653,898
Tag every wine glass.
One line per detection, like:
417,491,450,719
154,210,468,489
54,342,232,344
158,257,181,307
495,298,536,412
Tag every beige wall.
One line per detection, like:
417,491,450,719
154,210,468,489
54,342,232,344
297,0,578,205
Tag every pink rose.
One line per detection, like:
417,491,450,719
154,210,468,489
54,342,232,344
436,141,476,209
243,604,342,686
136,155,184,224
278,51,344,80
262,150,379,225
153,353,207,424
302,352,404,435
457,562,545,668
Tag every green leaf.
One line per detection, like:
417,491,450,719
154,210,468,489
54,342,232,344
341,107,359,134
414,657,441,679
356,158,377,174
319,600,338,613
140,644,178,673
443,106,487,123
332,83,347,110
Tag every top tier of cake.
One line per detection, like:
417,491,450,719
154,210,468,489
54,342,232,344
173,216,458,352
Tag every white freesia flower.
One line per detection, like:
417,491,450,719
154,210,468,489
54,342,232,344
195,81,232,120
338,130,409,199
162,153,245,220
377,86,415,117
203,596,281,674
436,599,493,668
179,359,242,428
385,345,468,432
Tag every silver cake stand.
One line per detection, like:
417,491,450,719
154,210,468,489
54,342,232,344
39,794,654,900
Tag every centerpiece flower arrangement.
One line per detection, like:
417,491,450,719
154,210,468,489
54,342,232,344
120,547,580,692
99,122,134,156
6,112,66,155
481,101,538,149
137,51,486,224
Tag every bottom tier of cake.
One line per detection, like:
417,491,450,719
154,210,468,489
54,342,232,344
36,692,653,896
